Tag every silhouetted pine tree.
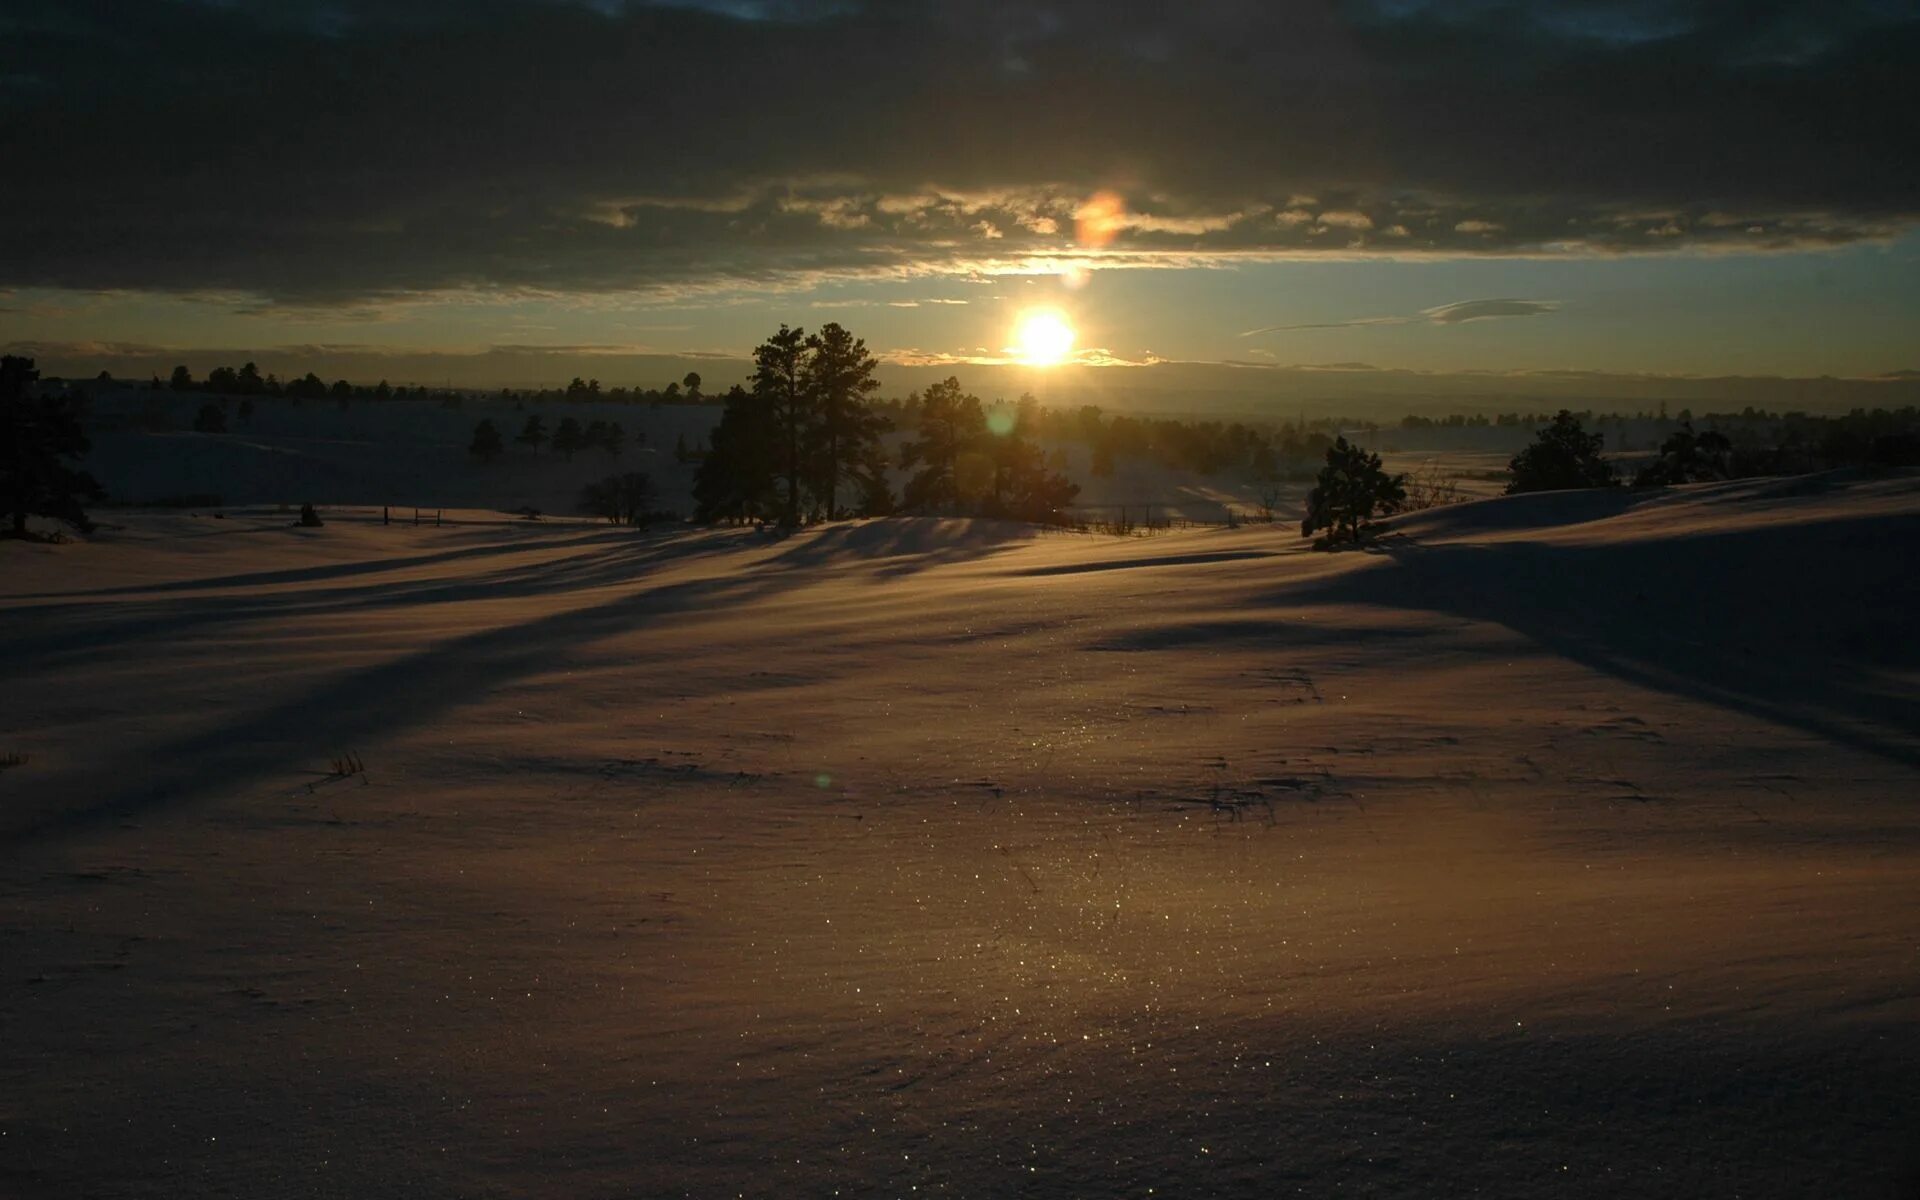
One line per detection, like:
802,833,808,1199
900,377,986,512
802,322,888,519
1634,421,1732,486
552,416,584,461
1506,411,1616,493
693,385,779,523
754,325,813,527
2,355,106,537
470,418,504,463
515,414,547,456
1301,437,1405,547
850,441,895,517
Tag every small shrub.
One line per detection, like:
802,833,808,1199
1399,464,1465,511
579,472,658,525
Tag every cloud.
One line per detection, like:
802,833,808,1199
1,1,1915,302
1242,298,1559,336
1422,298,1560,324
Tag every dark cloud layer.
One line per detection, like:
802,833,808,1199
2,0,1915,302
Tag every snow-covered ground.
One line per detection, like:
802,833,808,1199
3,472,1917,1197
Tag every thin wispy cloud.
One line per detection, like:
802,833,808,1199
1241,299,1560,337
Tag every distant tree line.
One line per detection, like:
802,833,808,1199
1502,407,1920,495
468,415,635,464
151,362,718,411
533,372,715,408
166,362,354,400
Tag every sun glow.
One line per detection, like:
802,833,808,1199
1012,309,1076,366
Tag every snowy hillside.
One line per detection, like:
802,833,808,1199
3,472,1917,1197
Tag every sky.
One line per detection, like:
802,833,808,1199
3,0,1917,406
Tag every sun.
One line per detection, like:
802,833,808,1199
1011,309,1076,367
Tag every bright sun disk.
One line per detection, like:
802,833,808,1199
1012,309,1076,367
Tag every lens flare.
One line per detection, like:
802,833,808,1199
1012,309,1076,366
1075,190,1128,248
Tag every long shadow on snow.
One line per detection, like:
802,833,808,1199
2,563,797,844
760,517,1039,578
10,524,644,601
1015,549,1282,578
0,530,755,673
1,518,1035,670
1,519,1040,842
1273,510,1920,766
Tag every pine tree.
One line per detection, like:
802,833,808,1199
552,416,584,461
900,377,986,512
850,441,895,516
1506,411,1617,493
693,385,779,523
987,402,1079,522
1634,421,1732,486
470,418,504,463
2,356,106,537
1301,437,1405,547
515,414,547,456
802,322,888,519
753,325,812,527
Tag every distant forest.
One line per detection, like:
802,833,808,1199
72,359,1920,473
31,336,1920,535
